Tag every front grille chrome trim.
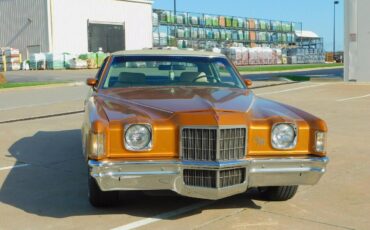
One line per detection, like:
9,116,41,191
180,126,248,162
183,168,246,188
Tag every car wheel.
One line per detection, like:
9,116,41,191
258,186,298,201
88,174,119,207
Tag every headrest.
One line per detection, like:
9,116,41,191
180,72,201,82
180,72,209,83
118,72,146,84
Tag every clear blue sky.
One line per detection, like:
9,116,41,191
153,0,344,51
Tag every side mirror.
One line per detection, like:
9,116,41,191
244,79,253,87
86,78,97,87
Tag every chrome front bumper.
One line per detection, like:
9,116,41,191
88,156,329,200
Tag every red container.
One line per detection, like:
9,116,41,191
248,19,256,30
249,31,256,41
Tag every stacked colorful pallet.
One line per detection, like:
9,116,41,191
29,53,46,70
46,53,65,70
287,48,325,64
160,11,175,24
0,48,21,71
222,47,283,66
152,12,159,26
78,52,108,69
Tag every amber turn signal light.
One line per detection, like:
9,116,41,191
244,79,253,87
86,78,97,87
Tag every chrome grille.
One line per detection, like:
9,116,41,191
181,128,217,161
181,127,247,161
183,168,245,188
219,168,245,188
220,128,247,160
183,169,217,188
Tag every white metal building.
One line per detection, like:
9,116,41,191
0,0,153,58
345,0,370,82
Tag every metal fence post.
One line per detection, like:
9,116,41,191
2,55,6,72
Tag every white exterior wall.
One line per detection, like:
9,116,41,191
0,0,49,58
50,0,153,54
345,0,370,82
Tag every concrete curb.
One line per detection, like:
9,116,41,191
240,66,343,75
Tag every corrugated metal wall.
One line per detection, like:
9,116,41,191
0,0,49,58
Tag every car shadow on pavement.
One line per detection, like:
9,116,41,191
1,129,261,219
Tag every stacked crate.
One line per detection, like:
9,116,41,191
286,48,325,64
0,48,21,71
152,9,301,61
29,53,46,70
222,47,283,66
46,53,65,70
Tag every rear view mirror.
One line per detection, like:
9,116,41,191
173,65,186,70
244,79,253,87
158,65,186,71
86,78,97,87
158,65,171,71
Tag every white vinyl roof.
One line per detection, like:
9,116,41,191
295,30,320,38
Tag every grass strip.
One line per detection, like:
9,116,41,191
0,82,69,89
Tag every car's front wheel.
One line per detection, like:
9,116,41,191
88,174,119,207
258,186,298,201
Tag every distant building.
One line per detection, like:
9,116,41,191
345,0,370,82
0,0,153,58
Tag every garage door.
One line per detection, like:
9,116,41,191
88,22,125,53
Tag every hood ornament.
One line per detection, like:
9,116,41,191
211,107,221,122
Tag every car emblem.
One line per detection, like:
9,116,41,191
254,137,266,146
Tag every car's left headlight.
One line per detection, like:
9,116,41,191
271,123,297,150
124,124,152,151
315,131,327,153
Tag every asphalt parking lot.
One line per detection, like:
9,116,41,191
0,81,369,230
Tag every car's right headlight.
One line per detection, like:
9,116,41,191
89,132,105,158
124,124,152,151
271,123,297,150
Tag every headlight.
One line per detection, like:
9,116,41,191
271,123,297,150
89,132,105,158
315,131,327,153
125,124,152,151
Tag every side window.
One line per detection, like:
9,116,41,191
95,58,109,81
213,61,242,88
215,62,231,78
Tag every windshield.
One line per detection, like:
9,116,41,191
102,56,245,89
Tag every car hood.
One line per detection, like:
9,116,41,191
97,87,255,121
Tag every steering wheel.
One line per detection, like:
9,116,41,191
192,75,208,83
191,72,209,83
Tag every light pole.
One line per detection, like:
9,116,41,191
174,0,177,16
333,0,339,62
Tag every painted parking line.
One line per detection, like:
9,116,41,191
0,164,30,171
336,94,370,102
257,83,329,96
111,200,215,230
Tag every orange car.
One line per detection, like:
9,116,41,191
82,50,328,207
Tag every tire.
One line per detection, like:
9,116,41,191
88,174,119,207
259,186,298,201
